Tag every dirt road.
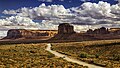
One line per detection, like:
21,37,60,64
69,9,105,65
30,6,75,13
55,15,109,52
46,43,104,68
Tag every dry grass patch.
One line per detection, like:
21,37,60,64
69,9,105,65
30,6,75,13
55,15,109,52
0,43,87,68
52,39,120,68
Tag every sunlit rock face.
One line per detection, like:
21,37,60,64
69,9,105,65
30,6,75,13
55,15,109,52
3,29,57,39
109,28,120,35
58,23,75,34
6,29,33,39
51,23,120,41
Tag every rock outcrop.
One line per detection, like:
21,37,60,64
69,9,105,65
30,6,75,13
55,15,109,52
6,29,31,39
109,28,120,32
3,23,120,42
51,23,120,41
86,27,109,34
3,29,57,39
58,23,75,34
50,23,77,40
109,28,120,35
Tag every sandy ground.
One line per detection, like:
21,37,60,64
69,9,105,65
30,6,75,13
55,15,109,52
46,43,104,68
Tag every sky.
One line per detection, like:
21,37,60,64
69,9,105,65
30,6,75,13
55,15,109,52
0,0,120,35
0,0,118,11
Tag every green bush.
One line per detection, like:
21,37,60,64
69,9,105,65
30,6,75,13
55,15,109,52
95,54,100,58
47,54,55,58
88,55,96,58
79,52,88,58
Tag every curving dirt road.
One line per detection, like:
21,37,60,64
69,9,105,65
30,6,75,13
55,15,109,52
46,43,104,68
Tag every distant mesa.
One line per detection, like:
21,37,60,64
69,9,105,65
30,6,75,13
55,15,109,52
86,27,120,35
86,27,109,34
3,29,57,40
51,23,120,41
58,23,75,34
2,23,120,41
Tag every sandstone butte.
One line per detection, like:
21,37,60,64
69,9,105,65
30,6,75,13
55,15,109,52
3,23,120,41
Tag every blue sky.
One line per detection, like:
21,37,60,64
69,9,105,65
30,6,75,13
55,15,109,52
0,0,119,18
0,0,120,32
0,0,118,12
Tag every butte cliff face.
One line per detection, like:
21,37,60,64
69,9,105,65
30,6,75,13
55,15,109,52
3,23,120,41
51,23,120,41
3,29,57,39
5,29,32,39
86,27,109,34
50,23,77,40
58,23,75,34
50,23,96,41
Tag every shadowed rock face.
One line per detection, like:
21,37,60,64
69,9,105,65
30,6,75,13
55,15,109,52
3,29,57,39
3,23,120,41
6,29,30,39
51,23,120,41
58,23,75,34
86,27,109,34
7,30,19,38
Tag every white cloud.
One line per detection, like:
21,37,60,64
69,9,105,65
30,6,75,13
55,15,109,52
0,19,12,26
0,16,39,26
74,1,112,18
3,10,17,15
2,1,120,31
0,15,58,31
7,3,70,19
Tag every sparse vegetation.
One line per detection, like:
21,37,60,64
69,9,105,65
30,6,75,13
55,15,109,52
79,52,88,58
52,39,120,68
113,54,120,61
0,43,86,68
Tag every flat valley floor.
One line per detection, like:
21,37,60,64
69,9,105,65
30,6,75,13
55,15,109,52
0,39,120,68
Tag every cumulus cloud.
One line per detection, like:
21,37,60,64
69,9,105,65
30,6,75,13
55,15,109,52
3,3,70,19
72,1,112,18
0,16,39,26
2,1,120,31
72,2,120,20
0,16,58,33
3,10,17,15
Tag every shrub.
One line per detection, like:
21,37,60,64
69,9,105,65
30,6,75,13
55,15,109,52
79,52,88,58
95,54,100,58
113,54,120,61
47,54,55,58
88,55,96,58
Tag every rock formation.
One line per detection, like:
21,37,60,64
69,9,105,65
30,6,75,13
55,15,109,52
86,29,93,34
3,23,120,42
58,23,75,34
6,29,31,39
4,29,57,39
86,27,109,34
109,28,120,35
51,24,120,41
109,28,120,32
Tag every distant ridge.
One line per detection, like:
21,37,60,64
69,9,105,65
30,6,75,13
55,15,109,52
50,23,120,41
3,29,57,40
2,23,120,42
